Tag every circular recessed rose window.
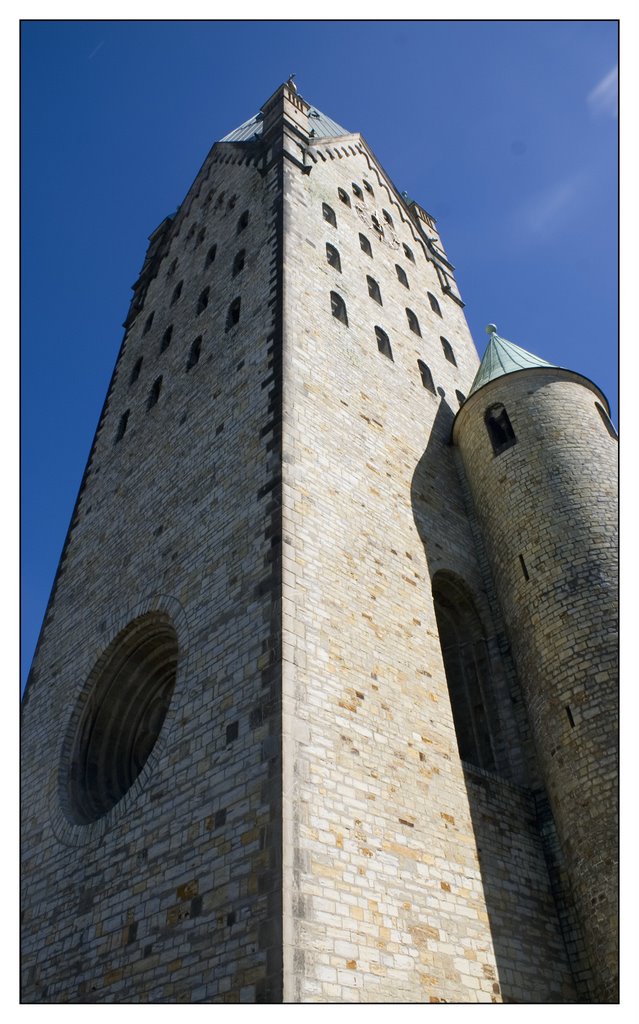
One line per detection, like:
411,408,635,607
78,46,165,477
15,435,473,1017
61,613,178,825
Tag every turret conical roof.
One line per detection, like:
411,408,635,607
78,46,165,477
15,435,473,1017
467,325,555,398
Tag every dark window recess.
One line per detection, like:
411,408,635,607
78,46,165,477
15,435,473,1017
322,202,337,227
214,808,226,828
367,276,382,305
406,308,421,336
115,410,130,443
160,325,173,353
196,287,210,314
232,249,246,277
441,337,457,365
186,224,196,242
382,208,393,226
167,257,177,277
485,403,517,456
206,244,217,266
432,572,500,773
456,390,466,407
326,243,341,272
428,291,442,317
228,194,237,210
330,291,348,326
375,327,393,360
195,226,206,246
130,357,143,385
371,214,384,236
363,179,374,194
352,182,363,199
204,189,214,205
566,706,575,728
142,311,154,335
227,911,236,927
395,264,409,288
338,187,351,207
359,233,372,257
147,376,162,411
226,297,241,329
215,191,226,208
418,360,436,394
595,402,618,439
403,243,415,262
237,209,249,234
519,554,530,581
170,281,183,306
186,336,202,370
226,721,239,744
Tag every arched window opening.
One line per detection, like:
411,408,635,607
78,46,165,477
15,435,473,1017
147,376,162,411
441,336,457,365
330,291,348,326
227,194,237,210
432,573,499,773
195,226,206,247
456,390,466,407
595,402,618,439
160,325,173,353
130,357,143,385
367,276,382,305
143,311,154,335
170,281,183,306
418,360,436,394
428,291,442,317
323,203,337,227
338,187,351,207
226,297,241,330
237,209,249,234
114,409,130,443
395,264,409,288
363,179,374,195
215,191,226,209
352,182,363,199
406,308,421,336
403,243,415,263
485,403,516,456
206,244,217,266
167,257,178,277
375,327,393,361
196,287,210,314
326,243,341,272
186,336,202,371
382,208,393,226
359,233,372,257
232,249,246,277
371,214,384,237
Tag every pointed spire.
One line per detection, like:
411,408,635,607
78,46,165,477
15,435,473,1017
467,324,555,398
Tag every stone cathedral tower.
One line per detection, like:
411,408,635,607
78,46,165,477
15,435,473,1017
21,82,618,1004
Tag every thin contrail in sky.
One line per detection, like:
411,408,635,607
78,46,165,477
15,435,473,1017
87,41,104,60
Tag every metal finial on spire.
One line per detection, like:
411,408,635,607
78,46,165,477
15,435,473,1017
287,74,297,92
486,323,498,335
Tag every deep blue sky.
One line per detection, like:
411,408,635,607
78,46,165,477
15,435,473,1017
21,20,618,688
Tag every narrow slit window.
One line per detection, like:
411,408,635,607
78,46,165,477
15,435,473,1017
170,281,183,306
330,291,348,325
130,357,143,385
167,257,178,277
195,226,206,247
196,287,210,315
186,336,202,371
428,292,442,317
115,410,130,443
485,403,517,456
338,187,351,207
403,243,415,263
142,311,154,335
323,203,337,227
326,243,341,272
406,308,421,336
395,264,409,288
206,244,217,266
232,249,246,277
519,554,530,581
352,182,363,199
359,233,372,257
441,337,457,365
147,376,162,411
382,209,393,226
237,209,249,234
226,297,241,330
418,360,436,393
375,327,393,360
595,402,618,439
160,325,173,353
367,276,382,305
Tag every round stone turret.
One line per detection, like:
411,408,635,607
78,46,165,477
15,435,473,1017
452,326,618,1001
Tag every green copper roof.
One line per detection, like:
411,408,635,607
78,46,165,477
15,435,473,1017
467,325,555,397
220,105,348,143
